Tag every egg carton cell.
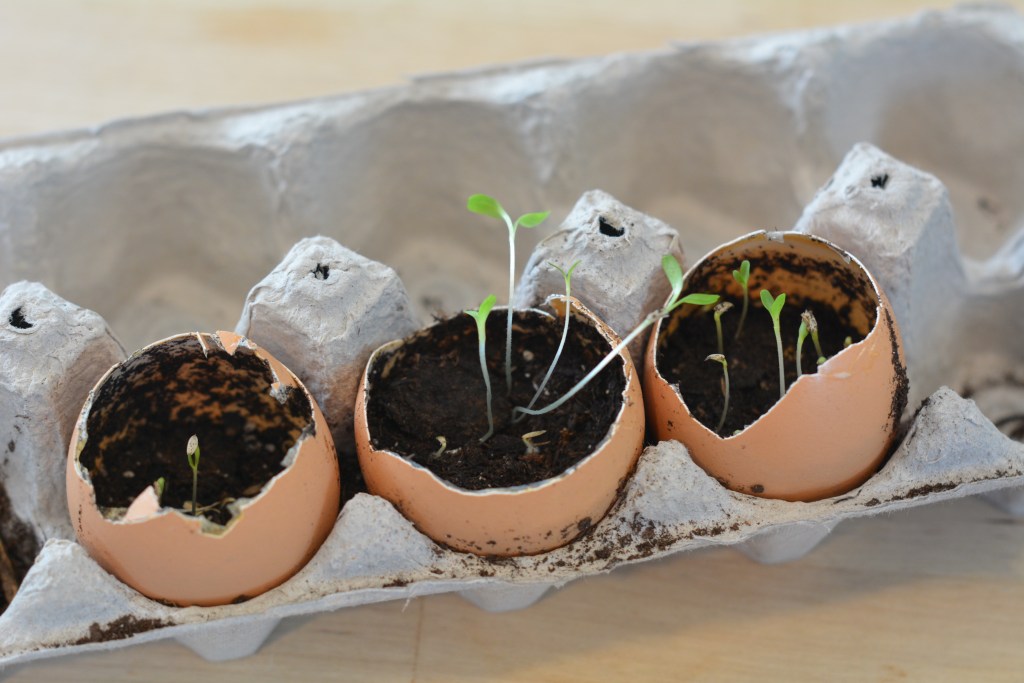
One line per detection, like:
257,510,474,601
1,4,1023,671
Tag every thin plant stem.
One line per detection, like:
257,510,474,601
192,469,198,516
514,311,657,418
517,296,572,422
504,219,515,394
478,336,495,441
796,320,808,379
773,320,784,399
719,365,730,433
736,286,748,339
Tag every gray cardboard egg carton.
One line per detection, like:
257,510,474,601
1,4,1023,671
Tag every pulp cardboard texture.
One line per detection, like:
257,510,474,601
1,4,1023,670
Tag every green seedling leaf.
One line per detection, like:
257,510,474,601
679,293,719,306
732,259,750,287
465,294,497,327
662,254,684,303
153,477,166,501
466,194,506,221
516,211,550,229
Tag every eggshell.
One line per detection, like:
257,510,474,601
645,231,908,502
354,296,645,556
66,331,340,607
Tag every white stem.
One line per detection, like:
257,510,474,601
478,339,494,442
716,364,730,433
516,311,657,418
504,218,516,395
796,337,803,379
774,322,785,399
516,294,572,422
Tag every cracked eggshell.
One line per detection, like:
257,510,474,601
66,331,340,607
354,296,644,556
645,231,908,502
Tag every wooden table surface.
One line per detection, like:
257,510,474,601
3,2,1024,681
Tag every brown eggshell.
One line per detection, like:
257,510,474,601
645,231,907,502
66,331,341,607
354,296,645,556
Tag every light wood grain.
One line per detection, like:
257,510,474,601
2,2,1024,681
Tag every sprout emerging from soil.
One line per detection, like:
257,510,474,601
153,477,166,502
467,194,550,395
732,259,751,339
760,289,787,399
796,315,809,379
432,436,447,459
465,294,498,442
843,335,853,349
521,430,547,455
705,353,730,434
515,260,581,423
713,302,733,356
185,435,200,516
515,254,719,418
802,310,826,365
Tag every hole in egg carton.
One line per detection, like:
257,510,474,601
1,5,1024,671
7,308,31,330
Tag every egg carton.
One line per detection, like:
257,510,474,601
1,4,1023,672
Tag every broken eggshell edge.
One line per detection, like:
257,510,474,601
645,231,907,502
354,295,645,556
66,330,341,607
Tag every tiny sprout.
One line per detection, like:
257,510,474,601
465,294,498,442
732,259,751,339
521,430,547,455
759,289,787,399
705,354,730,434
432,436,447,459
153,477,166,501
516,260,581,423
467,194,550,395
186,435,200,516
796,310,811,378
803,309,826,365
843,336,853,349
515,254,718,418
713,302,733,356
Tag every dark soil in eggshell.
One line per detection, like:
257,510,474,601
79,337,314,526
658,295,861,436
366,309,626,491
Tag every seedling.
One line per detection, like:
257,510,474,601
521,430,547,455
467,194,550,395
760,289,787,399
153,477,166,502
803,309,826,365
432,436,447,459
705,354,730,434
732,260,751,339
516,254,719,418
515,260,581,423
713,302,733,356
465,294,498,442
796,314,809,379
843,335,853,349
185,435,200,516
